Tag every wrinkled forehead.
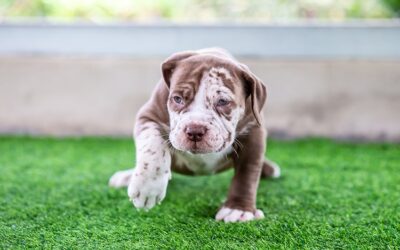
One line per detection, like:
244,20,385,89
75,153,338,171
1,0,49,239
170,56,242,95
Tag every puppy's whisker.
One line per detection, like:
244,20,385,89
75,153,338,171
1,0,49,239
234,138,244,150
164,138,177,155
231,143,239,159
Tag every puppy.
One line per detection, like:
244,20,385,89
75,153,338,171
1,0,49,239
109,48,280,223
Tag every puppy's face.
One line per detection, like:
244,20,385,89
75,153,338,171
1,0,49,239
167,60,246,154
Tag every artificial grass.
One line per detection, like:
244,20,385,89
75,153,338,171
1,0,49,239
0,136,399,249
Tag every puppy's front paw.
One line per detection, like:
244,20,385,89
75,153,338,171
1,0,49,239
215,206,264,223
127,167,169,211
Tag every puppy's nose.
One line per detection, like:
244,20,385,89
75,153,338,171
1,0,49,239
185,125,207,142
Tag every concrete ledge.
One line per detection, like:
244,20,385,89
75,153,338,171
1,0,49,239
1,22,400,58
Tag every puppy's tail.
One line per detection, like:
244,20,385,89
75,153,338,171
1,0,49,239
261,158,281,179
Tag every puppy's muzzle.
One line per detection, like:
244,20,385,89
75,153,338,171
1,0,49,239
185,124,207,142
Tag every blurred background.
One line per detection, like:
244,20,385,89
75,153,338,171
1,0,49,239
1,0,400,22
0,0,399,140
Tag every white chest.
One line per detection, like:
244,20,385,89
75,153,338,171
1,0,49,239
174,147,232,175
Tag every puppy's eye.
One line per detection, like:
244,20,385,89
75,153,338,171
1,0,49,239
217,99,230,106
173,96,183,104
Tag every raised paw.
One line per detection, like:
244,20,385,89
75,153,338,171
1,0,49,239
108,169,133,188
127,168,169,211
215,206,264,223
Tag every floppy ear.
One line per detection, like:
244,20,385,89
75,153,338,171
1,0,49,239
239,64,267,126
161,51,197,88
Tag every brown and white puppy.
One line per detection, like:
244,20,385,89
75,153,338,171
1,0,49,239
109,48,280,223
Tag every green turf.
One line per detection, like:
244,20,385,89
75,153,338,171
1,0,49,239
0,136,399,249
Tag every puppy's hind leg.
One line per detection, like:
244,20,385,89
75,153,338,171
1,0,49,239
109,169,133,188
261,158,281,179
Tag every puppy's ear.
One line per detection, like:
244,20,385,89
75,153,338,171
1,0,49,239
161,51,197,88
239,64,267,126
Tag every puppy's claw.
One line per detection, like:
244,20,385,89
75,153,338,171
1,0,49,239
240,212,255,222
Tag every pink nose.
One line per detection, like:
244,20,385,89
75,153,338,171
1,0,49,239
185,125,207,142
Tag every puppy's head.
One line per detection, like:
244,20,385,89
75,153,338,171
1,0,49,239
162,50,266,154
